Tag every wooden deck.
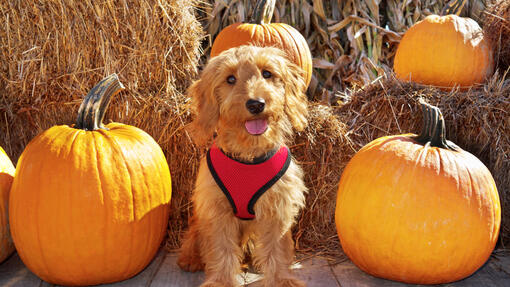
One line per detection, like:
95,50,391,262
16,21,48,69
1,249,509,287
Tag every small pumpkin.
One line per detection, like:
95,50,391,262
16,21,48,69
393,0,493,88
0,146,15,263
9,75,172,286
335,100,500,284
210,0,313,86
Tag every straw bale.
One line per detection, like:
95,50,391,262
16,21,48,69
291,103,352,259
484,0,510,72
0,0,203,157
335,73,510,247
0,0,203,251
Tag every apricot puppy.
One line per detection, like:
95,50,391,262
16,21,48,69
178,45,308,287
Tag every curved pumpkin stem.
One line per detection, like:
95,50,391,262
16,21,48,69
414,99,460,151
250,0,275,25
441,0,467,16
75,74,124,131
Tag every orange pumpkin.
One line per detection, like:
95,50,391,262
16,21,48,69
0,146,15,263
393,0,493,88
210,0,312,86
9,75,172,286
335,100,500,284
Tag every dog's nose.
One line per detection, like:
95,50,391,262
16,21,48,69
246,98,265,114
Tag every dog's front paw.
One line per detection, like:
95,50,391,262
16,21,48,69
177,253,205,272
275,277,306,287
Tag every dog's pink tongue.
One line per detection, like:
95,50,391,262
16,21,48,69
245,119,268,135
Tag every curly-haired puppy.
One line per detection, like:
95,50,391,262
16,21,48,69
178,45,308,287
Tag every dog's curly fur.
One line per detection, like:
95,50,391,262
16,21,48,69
178,46,308,287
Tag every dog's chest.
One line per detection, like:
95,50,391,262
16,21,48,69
206,143,291,220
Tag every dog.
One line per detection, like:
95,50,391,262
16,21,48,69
178,45,308,287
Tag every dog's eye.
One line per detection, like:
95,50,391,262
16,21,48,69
262,70,272,79
226,75,236,85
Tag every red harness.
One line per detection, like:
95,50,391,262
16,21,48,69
206,143,291,220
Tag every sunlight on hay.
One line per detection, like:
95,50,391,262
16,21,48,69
484,0,510,71
0,0,203,156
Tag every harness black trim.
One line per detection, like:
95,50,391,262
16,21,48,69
206,146,292,220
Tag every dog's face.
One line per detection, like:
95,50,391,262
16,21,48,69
189,46,308,154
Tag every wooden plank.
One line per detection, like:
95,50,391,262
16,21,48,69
2,249,509,287
100,248,167,287
0,249,167,287
489,250,510,277
332,256,510,287
150,252,205,287
442,255,510,287
331,260,411,287
243,257,339,287
0,252,43,287
293,257,340,287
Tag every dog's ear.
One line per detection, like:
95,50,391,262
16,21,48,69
188,73,220,146
283,61,308,132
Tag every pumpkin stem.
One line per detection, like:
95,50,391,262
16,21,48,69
250,0,275,24
414,99,460,151
441,0,467,16
75,74,124,131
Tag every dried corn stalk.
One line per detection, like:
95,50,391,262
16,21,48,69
199,0,488,101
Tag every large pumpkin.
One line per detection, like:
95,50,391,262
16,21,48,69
335,100,500,284
0,146,15,263
210,0,313,86
393,0,493,88
9,75,172,286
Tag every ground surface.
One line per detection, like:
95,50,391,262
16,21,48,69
1,249,509,286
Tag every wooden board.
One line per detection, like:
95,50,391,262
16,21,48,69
331,254,510,287
150,253,205,287
0,253,43,287
0,250,509,286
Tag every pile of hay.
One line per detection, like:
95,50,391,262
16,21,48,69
335,73,510,247
0,0,203,249
484,0,510,72
0,0,202,156
291,104,352,259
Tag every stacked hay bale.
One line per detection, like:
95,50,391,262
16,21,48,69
291,104,352,258
335,73,510,246
484,0,510,71
0,0,203,249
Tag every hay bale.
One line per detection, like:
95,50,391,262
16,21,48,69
335,73,510,247
0,0,202,156
0,0,203,250
291,103,352,259
484,0,510,71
